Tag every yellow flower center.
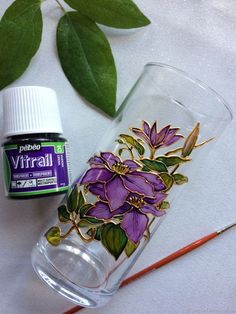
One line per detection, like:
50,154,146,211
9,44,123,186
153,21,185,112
112,162,129,175
128,196,145,209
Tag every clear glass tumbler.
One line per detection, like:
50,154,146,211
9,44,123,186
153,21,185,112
31,63,233,308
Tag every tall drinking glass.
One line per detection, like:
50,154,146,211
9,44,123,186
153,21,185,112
31,63,233,307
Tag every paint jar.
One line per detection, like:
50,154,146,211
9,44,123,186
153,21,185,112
2,86,70,198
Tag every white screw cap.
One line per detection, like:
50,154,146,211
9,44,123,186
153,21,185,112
3,86,63,137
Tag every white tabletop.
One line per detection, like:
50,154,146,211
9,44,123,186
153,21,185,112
0,1,236,313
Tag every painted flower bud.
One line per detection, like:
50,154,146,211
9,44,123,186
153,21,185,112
182,123,200,157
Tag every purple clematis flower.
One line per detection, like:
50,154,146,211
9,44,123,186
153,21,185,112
80,152,165,211
131,120,183,149
86,191,167,243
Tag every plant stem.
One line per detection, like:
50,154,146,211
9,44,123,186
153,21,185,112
165,147,182,156
55,0,66,13
194,137,214,148
129,147,135,160
146,217,155,238
72,221,95,243
149,217,155,229
60,226,75,239
170,164,179,175
124,143,135,160
150,147,155,159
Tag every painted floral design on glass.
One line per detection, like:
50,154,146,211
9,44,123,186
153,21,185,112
45,120,212,260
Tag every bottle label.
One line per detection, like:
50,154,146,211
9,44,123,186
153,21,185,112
2,142,70,197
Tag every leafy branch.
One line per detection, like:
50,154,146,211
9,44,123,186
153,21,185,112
0,0,150,116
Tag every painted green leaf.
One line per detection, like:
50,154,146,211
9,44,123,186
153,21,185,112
77,191,85,210
64,0,150,29
125,240,138,257
0,0,42,90
118,148,123,156
58,204,70,222
140,159,168,173
160,201,170,210
156,156,190,167
78,217,103,228
79,203,94,216
101,223,128,260
173,173,188,185
119,134,145,156
159,173,174,191
116,139,124,144
87,227,101,241
67,185,79,212
142,165,150,172
45,226,61,246
57,12,117,117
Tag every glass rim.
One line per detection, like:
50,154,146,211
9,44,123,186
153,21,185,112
144,62,233,122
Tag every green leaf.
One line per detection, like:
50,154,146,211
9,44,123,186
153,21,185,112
0,0,42,90
116,139,124,144
101,223,128,260
64,0,150,29
78,217,103,228
77,191,85,210
45,226,61,246
140,159,168,173
156,156,190,167
142,165,150,172
173,173,188,185
159,173,174,191
67,185,79,213
58,204,70,223
79,203,94,216
120,134,145,156
160,201,170,210
87,227,101,241
57,12,117,117
118,148,123,156
125,240,138,257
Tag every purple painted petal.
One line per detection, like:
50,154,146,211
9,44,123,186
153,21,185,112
88,156,104,166
87,201,130,219
121,209,148,243
156,125,170,145
131,127,150,142
88,182,106,200
105,175,130,211
113,202,131,215
164,128,179,142
75,175,83,184
144,192,167,205
123,160,141,171
86,201,113,219
142,120,151,136
136,171,165,191
150,122,158,147
139,204,166,217
131,127,142,135
101,152,121,169
123,173,155,197
164,134,183,146
80,168,114,184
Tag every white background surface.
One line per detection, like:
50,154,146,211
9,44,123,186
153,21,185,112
0,1,236,313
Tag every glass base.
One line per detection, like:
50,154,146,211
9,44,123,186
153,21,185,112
31,241,115,308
